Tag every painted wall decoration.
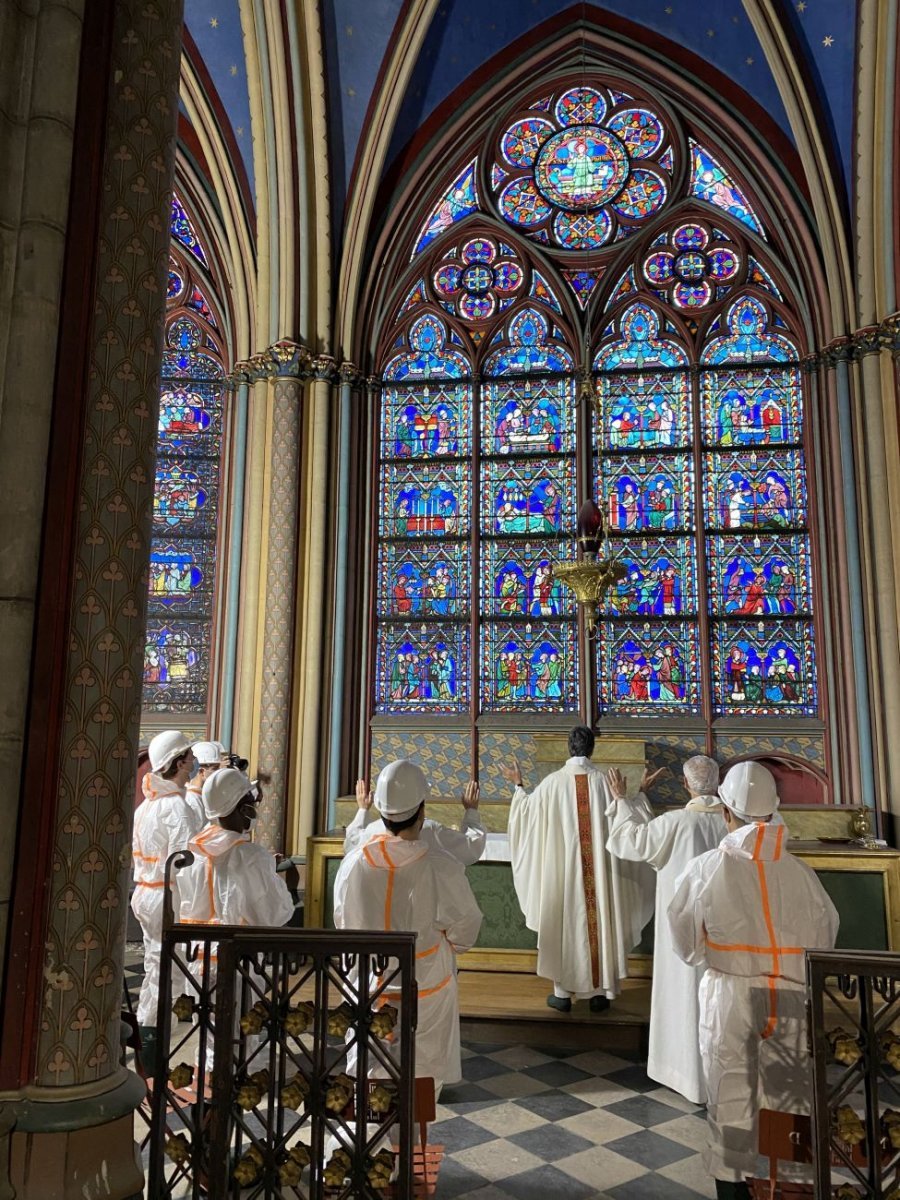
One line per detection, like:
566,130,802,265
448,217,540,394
142,230,227,716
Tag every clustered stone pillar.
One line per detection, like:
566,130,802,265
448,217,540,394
0,2,184,1197
255,342,311,849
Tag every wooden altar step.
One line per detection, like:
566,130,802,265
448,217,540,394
458,971,651,1053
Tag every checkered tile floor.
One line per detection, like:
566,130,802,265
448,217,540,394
125,947,715,1198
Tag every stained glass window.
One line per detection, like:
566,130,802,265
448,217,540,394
383,78,817,733
143,208,226,715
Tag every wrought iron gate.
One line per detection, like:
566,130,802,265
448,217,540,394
146,852,417,1198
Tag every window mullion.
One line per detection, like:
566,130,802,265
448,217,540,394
691,363,715,751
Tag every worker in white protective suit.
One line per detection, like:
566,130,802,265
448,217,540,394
503,725,658,1013
667,761,839,1200
345,773,486,866
179,767,298,928
606,755,726,1103
184,740,222,828
131,730,201,1069
333,759,483,1095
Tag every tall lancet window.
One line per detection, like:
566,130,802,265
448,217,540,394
142,194,227,718
371,77,818,739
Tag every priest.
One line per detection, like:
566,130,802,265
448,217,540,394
503,725,658,1012
606,754,726,1102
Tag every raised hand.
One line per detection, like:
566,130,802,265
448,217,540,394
355,778,373,810
499,760,524,787
462,780,480,810
606,768,627,799
641,766,667,793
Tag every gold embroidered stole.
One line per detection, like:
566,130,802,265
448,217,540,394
574,773,601,990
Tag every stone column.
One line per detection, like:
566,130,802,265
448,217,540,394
0,1,184,1196
255,341,311,850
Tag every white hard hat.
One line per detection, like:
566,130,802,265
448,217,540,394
192,741,220,766
719,761,779,821
148,730,191,773
374,760,428,821
212,740,227,757
202,768,253,820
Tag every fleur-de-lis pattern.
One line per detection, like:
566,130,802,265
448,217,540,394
36,0,183,1087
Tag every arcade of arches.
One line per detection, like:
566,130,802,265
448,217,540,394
0,1,899,1195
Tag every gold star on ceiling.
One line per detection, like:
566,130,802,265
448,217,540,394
230,64,238,76
209,16,218,28
707,28,715,37
236,126,244,136
796,1,807,11
746,56,755,65
347,87,356,97
822,35,834,46
345,25,353,35
665,5,673,13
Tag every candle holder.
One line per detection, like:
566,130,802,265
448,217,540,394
552,500,627,637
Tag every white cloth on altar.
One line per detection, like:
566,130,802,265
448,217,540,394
606,792,726,1103
508,756,655,998
343,808,486,866
333,834,482,1087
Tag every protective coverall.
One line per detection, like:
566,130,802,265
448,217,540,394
343,807,486,866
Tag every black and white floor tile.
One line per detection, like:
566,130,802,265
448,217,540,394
125,950,715,1198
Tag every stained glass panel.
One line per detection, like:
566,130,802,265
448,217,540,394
604,537,697,617
170,194,209,267
377,541,470,619
701,367,802,446
482,378,573,456
148,541,214,616
481,540,569,618
480,621,579,712
412,160,479,258
375,624,470,713
152,460,218,535
707,535,812,617
689,141,763,235
483,308,574,375
702,296,796,364
481,458,575,536
594,303,689,369
381,384,471,458
598,621,702,714
380,461,470,539
704,450,806,531
597,454,694,533
712,621,816,715
595,370,689,450
143,620,210,713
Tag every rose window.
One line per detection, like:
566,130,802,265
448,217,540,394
642,223,741,307
492,86,673,250
433,236,524,321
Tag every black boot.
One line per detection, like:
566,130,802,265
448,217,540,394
589,995,610,1013
137,1025,160,1080
546,994,572,1013
715,1181,751,1200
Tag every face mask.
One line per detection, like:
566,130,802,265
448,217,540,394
189,760,200,780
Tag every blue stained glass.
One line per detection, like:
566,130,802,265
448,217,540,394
170,194,209,267
481,457,575,536
376,624,470,714
162,349,223,380
481,621,579,712
377,540,470,618
412,159,480,258
153,462,210,529
148,544,209,613
702,296,797,364
597,455,694,533
167,268,184,300
143,620,210,712
384,314,469,380
596,370,690,450
605,537,697,617
502,117,555,168
529,270,563,314
748,258,784,299
484,308,574,375
398,279,428,315
594,303,689,369
554,87,607,127
554,209,612,250
712,620,816,715
705,449,806,530
690,141,764,235
187,285,217,328
481,540,569,618
561,270,601,309
381,383,471,459
157,386,216,444
605,109,665,159
707,534,812,617
483,378,573,456
701,366,803,446
381,461,470,539
598,621,702,714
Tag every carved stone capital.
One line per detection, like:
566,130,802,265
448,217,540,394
310,354,338,383
267,339,313,379
820,336,854,368
338,360,362,387
852,325,882,359
879,312,900,356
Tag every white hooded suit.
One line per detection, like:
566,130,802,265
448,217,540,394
333,833,482,1087
606,793,726,1102
131,772,204,1025
179,824,295,928
668,820,839,1181
343,808,486,866
508,756,655,998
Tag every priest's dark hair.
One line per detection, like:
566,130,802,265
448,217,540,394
568,725,596,759
382,802,425,834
